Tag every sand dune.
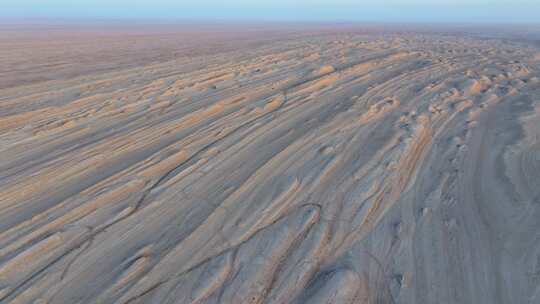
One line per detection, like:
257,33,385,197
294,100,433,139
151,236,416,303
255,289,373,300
1,23,540,304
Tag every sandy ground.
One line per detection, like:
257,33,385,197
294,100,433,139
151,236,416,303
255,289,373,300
1,22,540,304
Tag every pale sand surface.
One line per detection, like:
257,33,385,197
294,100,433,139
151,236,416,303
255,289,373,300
1,22,540,303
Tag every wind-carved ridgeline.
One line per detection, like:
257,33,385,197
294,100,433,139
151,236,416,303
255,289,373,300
0,26,540,304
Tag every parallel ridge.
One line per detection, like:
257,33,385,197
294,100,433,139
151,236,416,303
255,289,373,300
1,29,540,304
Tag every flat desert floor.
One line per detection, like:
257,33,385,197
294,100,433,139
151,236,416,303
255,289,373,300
1,23,540,304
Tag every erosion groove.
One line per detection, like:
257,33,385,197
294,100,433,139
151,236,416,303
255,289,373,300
1,25,540,303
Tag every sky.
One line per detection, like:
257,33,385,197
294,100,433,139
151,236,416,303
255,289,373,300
2,0,540,23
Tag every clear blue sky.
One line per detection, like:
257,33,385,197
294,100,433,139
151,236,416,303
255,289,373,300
3,0,539,23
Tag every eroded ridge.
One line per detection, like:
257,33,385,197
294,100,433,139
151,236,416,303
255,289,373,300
1,26,540,304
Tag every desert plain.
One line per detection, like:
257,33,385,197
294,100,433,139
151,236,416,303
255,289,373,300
1,22,540,303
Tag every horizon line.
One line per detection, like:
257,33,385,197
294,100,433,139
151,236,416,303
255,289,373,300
1,17,540,27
